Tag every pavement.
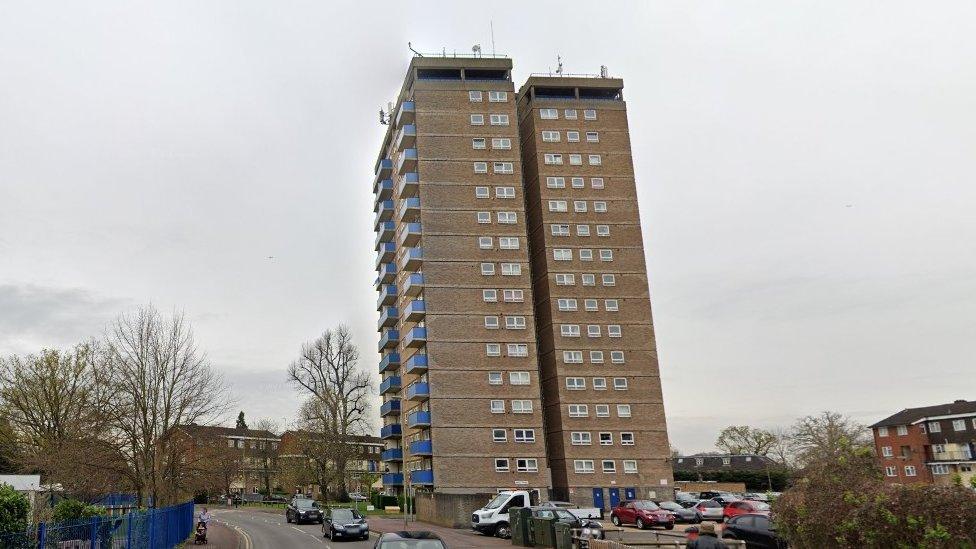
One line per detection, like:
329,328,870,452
368,516,510,548
209,507,374,549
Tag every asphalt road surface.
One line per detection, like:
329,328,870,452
211,508,375,549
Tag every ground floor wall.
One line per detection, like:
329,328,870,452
415,491,496,528
554,483,675,510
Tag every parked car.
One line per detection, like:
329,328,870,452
657,501,699,523
609,500,675,530
742,492,770,502
722,513,787,548
723,500,771,521
264,495,288,504
711,494,740,507
285,497,323,524
674,491,699,505
527,506,605,539
348,492,368,502
323,508,369,540
692,500,725,521
374,531,447,549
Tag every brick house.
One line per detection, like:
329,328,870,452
673,453,777,475
169,423,280,497
277,430,383,498
870,399,976,486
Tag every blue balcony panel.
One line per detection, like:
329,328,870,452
398,222,422,248
376,242,396,267
375,158,393,178
378,262,396,285
404,300,426,322
404,353,428,375
409,439,432,456
378,329,399,352
407,411,431,429
397,172,420,198
399,247,423,271
379,399,401,416
395,101,415,127
404,327,427,348
398,197,421,223
410,469,434,485
376,284,397,310
374,178,394,200
382,472,404,485
381,448,403,462
396,148,418,173
406,381,430,401
380,424,402,439
375,221,395,250
379,375,402,395
395,124,416,151
403,273,424,297
378,307,398,330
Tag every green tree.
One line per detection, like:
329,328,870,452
51,499,106,522
236,412,248,430
715,425,778,456
0,483,29,535
790,411,870,467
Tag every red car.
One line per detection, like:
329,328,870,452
610,500,675,530
722,499,771,521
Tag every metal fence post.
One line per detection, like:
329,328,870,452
89,516,98,549
37,521,46,549
148,508,155,549
126,511,132,549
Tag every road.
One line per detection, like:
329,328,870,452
211,508,375,549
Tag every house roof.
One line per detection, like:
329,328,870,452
173,423,278,440
0,475,41,491
673,454,776,472
870,399,976,428
279,430,382,445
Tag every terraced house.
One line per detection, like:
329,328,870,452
372,54,671,517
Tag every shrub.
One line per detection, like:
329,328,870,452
0,483,29,535
51,499,107,523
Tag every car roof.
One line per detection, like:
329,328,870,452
379,531,443,540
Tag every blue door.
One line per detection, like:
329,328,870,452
609,488,621,507
624,487,637,500
592,488,605,509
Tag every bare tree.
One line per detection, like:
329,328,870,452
791,411,870,468
715,425,778,456
252,418,281,497
105,305,229,506
767,427,796,469
287,325,372,500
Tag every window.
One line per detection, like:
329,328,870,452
592,377,607,390
904,465,917,477
486,343,501,356
623,460,638,473
540,108,558,119
582,274,596,286
564,109,578,119
488,90,507,102
587,325,601,337
583,109,597,120
472,138,486,149
493,162,514,174
507,344,528,357
896,425,908,436
483,289,497,302
475,186,489,198
544,154,563,165
564,351,584,364
568,404,589,417
602,460,616,473
469,90,483,102
579,249,593,261
594,201,608,212
932,444,945,453
584,299,598,311
591,177,605,189
932,465,952,475
470,114,485,125
490,400,505,413
489,114,509,126
495,458,509,472
557,298,578,311
577,224,591,236
549,200,568,212
617,404,632,417
474,162,488,173
884,466,896,477
542,131,560,142
602,274,616,286
501,263,522,276
505,316,526,329
605,299,619,311
928,422,942,433
509,371,530,385
561,324,581,337
481,263,495,275
608,325,622,338
492,429,507,442
953,419,966,431
555,273,575,285
574,460,595,473
595,405,610,417
574,201,588,213
569,154,582,165
479,236,493,249
566,377,585,390
517,458,538,472
552,224,570,237
586,131,599,142
477,211,491,224
484,316,499,329
488,372,503,385
600,249,613,261
499,237,519,249
596,225,610,236
599,432,613,446
613,378,628,390
566,131,580,142
511,400,533,414
571,177,585,188
497,211,517,224
554,249,572,261
571,432,592,445
621,432,635,445
547,176,566,188
610,351,625,363
590,350,605,364
503,289,524,302
514,429,535,443
491,137,512,149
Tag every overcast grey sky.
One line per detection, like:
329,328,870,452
2,1,974,453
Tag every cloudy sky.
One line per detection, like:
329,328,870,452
1,1,974,453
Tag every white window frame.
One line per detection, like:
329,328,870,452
492,428,507,442
516,458,538,472
491,137,512,150
566,131,580,142
613,377,628,390
617,404,632,417
501,263,522,276
574,460,595,473
490,400,505,413
599,432,613,446
953,419,966,431
483,289,498,302
623,460,638,473
583,109,597,120
488,90,508,103
486,343,501,356
577,224,591,236
590,350,605,364
569,154,582,165
566,377,586,390
475,186,490,198
586,131,599,142
591,177,605,189
487,371,503,385
896,425,908,436
602,274,616,286
469,90,483,102
477,211,491,224
592,377,607,390
502,289,524,302
600,249,613,261
504,315,526,329
568,404,589,417
929,422,941,433
621,432,635,446
544,153,563,165
497,211,517,224
584,299,598,311
542,131,561,142
547,176,566,189
563,351,583,364
473,162,488,173
564,109,578,120
484,316,499,329
493,162,514,174
605,299,619,311
608,325,622,338
511,400,533,414
552,224,571,237
507,343,528,357
478,236,493,249
602,460,616,473
574,201,588,212
554,248,572,261
905,465,917,477
495,458,509,472
557,298,578,311
595,404,610,417
481,263,495,275
496,186,516,198
549,200,568,212
470,114,485,125
571,431,592,445
596,225,610,236
540,108,558,119
579,249,593,261
489,114,509,126
499,237,519,250
555,273,576,286
472,138,487,149
582,274,596,286
594,201,608,212
571,177,585,188
514,429,535,443
509,371,530,385
610,351,625,364
587,325,601,338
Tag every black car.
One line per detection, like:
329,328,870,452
323,508,369,541
286,497,323,524
657,501,699,523
373,531,447,549
527,506,605,539
722,513,787,548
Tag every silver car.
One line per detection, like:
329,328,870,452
691,499,724,521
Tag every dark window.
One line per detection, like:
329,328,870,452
465,69,507,81
754,515,771,530
417,68,461,80
733,515,755,528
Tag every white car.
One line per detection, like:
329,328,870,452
347,492,367,501
691,499,724,521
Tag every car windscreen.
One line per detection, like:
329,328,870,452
294,500,317,509
633,501,659,510
553,510,577,521
752,502,771,511
699,501,721,508
380,540,446,549
332,509,361,522
658,502,682,511
484,494,509,510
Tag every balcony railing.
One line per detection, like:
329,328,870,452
378,329,399,352
376,284,396,310
374,178,394,201
379,399,401,417
410,469,434,485
397,172,419,198
379,375,402,395
377,262,396,285
398,197,421,223
403,273,424,296
399,247,423,271
380,424,402,439
375,221,395,250
409,439,432,456
926,449,975,462
396,148,418,173
381,448,403,462
376,242,396,267
395,101,415,127
375,199,394,222
377,307,398,330
404,353,428,375
404,327,427,348
406,381,430,401
404,300,426,322
398,223,422,248
395,124,416,151
407,410,431,429
382,472,403,485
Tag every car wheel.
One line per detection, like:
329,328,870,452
286,513,291,524
495,523,511,539
610,515,621,526
665,524,674,531
635,518,645,530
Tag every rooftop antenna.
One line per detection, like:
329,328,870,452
490,20,496,56
472,44,482,57
379,108,388,125
556,55,563,76
600,65,608,78
408,42,422,57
